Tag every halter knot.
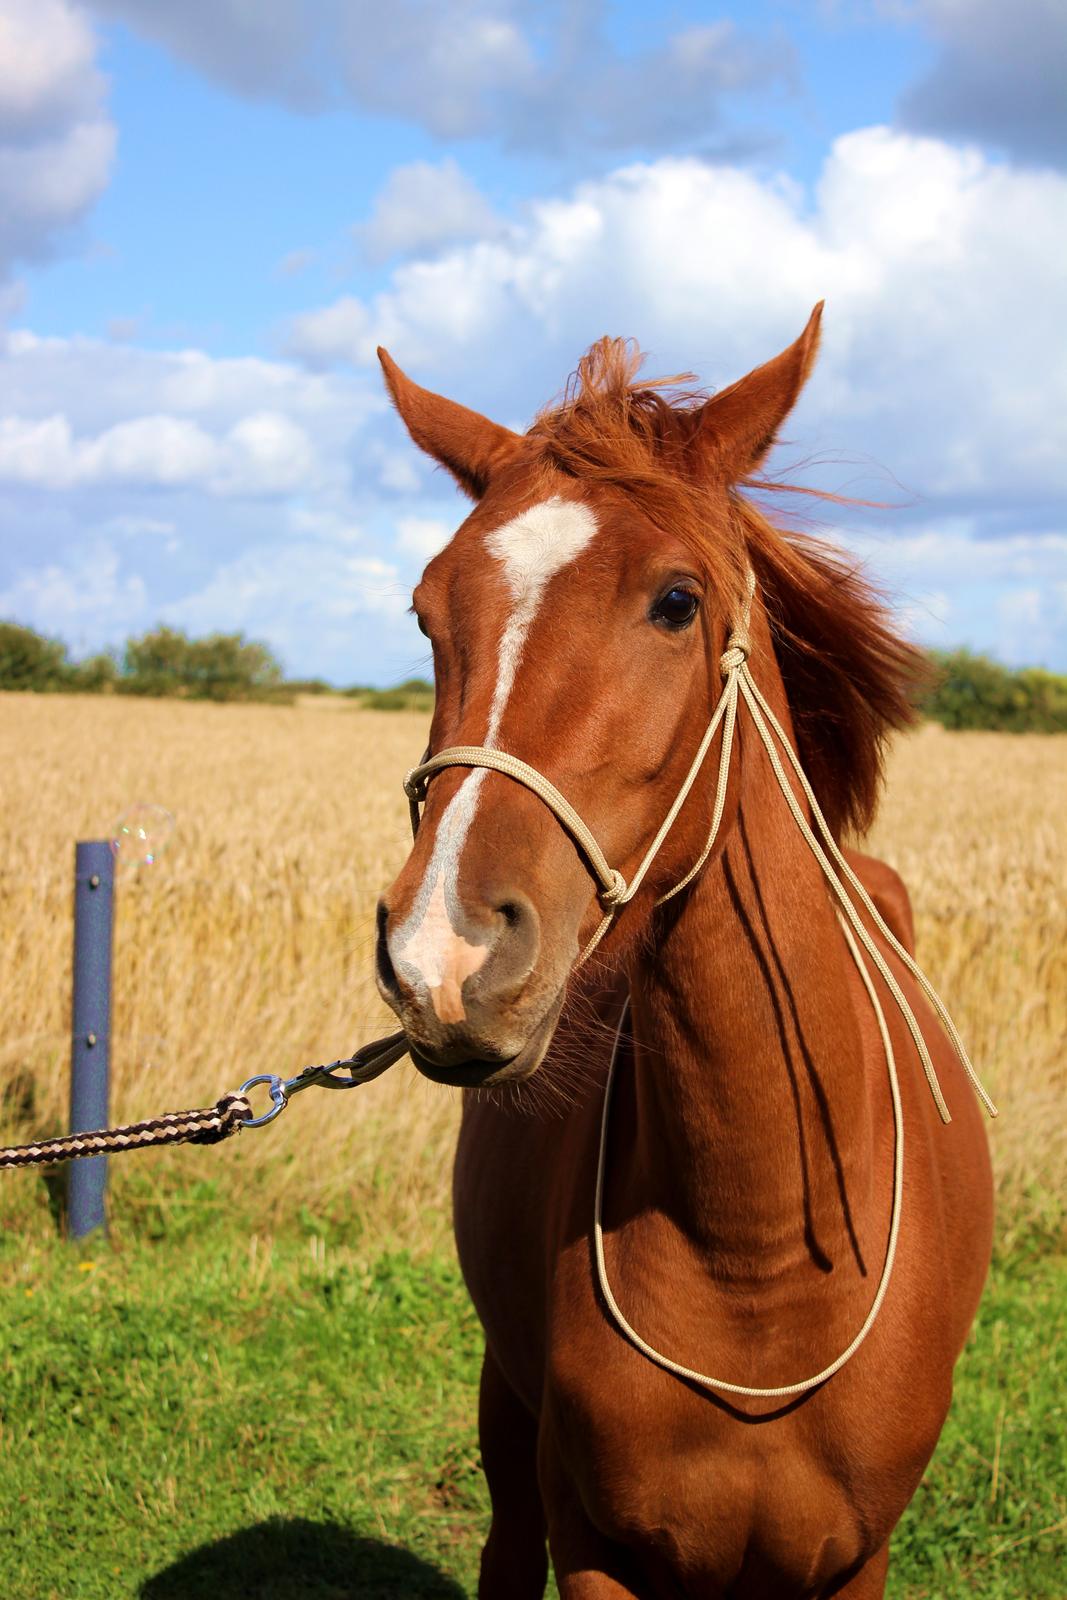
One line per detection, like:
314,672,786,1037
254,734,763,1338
719,627,750,676
598,869,628,907
402,770,426,802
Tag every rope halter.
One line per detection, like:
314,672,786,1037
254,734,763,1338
402,566,993,1124
404,569,756,963
401,564,996,1399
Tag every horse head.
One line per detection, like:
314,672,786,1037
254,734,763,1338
374,309,830,1086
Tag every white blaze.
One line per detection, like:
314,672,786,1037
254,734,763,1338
393,496,598,1020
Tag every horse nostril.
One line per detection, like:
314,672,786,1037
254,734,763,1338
488,894,540,993
376,900,401,999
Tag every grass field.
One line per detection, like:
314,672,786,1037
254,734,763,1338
0,692,1064,1596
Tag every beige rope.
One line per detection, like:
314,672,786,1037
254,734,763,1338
403,566,996,1395
407,747,625,906
404,572,753,964
593,908,904,1399
737,671,995,1117
404,568,993,1121
0,1032,409,1171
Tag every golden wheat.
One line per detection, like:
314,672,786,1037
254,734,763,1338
1,693,1063,1249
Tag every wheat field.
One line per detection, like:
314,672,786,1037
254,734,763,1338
0,692,1063,1248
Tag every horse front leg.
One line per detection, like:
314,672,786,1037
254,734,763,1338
477,1347,549,1599
827,1544,889,1599
539,1443,644,1599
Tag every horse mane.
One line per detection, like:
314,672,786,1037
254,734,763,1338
735,501,927,837
529,336,927,838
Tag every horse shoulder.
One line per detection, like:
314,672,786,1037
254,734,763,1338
842,846,916,955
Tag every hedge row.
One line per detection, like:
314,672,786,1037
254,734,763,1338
0,621,290,704
2,622,1064,731
917,649,1067,734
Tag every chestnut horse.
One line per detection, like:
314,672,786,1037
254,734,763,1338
375,306,994,1598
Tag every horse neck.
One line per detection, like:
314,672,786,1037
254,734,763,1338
626,660,873,1282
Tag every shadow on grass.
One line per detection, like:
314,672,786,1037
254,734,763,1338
140,1516,467,1599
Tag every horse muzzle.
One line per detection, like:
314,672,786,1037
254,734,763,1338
375,888,570,1087
404,993,565,1087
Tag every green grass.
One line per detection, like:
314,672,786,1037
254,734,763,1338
0,1209,1062,1598
887,1241,1067,1597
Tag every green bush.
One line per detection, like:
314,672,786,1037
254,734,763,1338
355,678,434,713
69,650,119,692
919,650,1067,733
119,623,190,697
285,676,334,695
0,619,291,703
3,619,1064,731
120,625,289,702
0,621,69,691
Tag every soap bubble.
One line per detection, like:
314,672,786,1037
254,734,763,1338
110,804,176,872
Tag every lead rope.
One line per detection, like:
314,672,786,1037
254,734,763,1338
0,1032,408,1171
405,566,996,1398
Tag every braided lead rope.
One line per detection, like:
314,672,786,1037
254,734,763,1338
0,1030,411,1171
594,907,905,1399
0,1095,253,1170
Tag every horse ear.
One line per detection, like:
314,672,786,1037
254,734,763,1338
377,348,522,499
694,302,824,481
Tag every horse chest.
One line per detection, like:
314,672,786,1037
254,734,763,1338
553,1364,881,1594
544,1253,883,1592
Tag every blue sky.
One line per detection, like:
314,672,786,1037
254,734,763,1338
1,0,1064,681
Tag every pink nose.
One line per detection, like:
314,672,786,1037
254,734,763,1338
375,888,542,1057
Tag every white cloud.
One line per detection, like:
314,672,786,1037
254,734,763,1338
162,541,410,678
167,543,405,626
396,515,451,560
0,327,438,678
80,415,220,487
897,0,1067,168
373,446,422,494
0,0,100,136
0,331,384,497
840,522,1067,667
276,247,315,279
106,315,141,342
104,513,176,538
287,507,363,544
0,408,317,495
222,411,316,494
356,159,499,265
285,129,1067,518
285,296,370,372
87,1,792,153
0,329,379,428
0,540,146,635
0,0,114,285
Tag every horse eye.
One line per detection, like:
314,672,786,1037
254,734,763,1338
651,587,699,630
415,613,430,638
